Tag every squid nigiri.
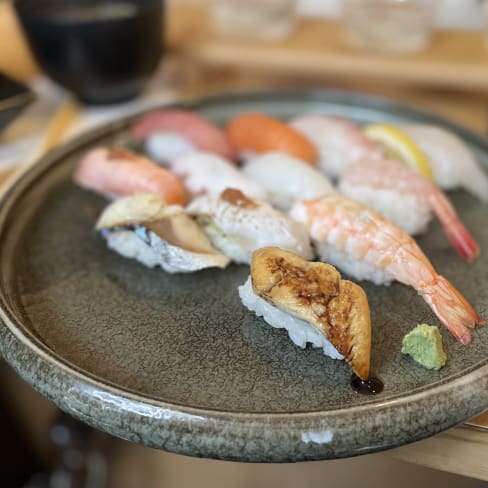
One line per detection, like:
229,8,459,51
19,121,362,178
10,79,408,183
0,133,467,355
74,148,187,206
290,195,484,345
239,247,371,380
187,189,313,264
399,124,488,202
169,152,267,201
339,158,479,260
290,115,381,179
131,109,236,163
226,113,317,164
96,193,229,272
242,152,335,211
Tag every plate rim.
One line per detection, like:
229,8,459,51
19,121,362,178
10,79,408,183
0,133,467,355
0,88,487,461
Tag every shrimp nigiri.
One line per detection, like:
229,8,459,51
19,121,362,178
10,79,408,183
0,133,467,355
399,124,488,202
290,115,381,179
226,113,317,164
131,109,236,163
169,152,267,201
339,158,480,260
74,148,187,205
290,195,484,345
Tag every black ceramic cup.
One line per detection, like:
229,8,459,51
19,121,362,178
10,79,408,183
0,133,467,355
15,0,164,105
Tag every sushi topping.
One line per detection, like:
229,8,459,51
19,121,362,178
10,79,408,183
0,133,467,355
107,148,140,162
250,247,371,380
221,188,258,209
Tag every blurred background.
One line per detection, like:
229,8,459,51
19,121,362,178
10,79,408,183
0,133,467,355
0,0,487,486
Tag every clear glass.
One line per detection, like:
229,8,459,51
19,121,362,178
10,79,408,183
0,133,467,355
210,0,296,42
342,0,436,54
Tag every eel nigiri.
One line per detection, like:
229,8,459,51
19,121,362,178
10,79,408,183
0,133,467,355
226,113,317,164
290,195,484,345
187,189,313,264
96,193,229,272
242,152,335,211
74,148,187,206
169,152,267,201
131,109,236,163
239,247,372,380
290,115,381,179
399,124,488,202
339,157,479,260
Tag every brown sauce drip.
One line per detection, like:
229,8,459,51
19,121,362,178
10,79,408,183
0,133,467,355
107,148,139,161
350,374,384,395
221,188,258,209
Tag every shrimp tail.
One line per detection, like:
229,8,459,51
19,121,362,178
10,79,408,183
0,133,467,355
420,275,485,345
429,190,479,261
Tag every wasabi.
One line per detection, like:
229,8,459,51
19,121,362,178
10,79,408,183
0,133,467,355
401,323,447,370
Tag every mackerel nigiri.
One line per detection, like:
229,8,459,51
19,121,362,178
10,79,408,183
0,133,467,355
96,193,229,273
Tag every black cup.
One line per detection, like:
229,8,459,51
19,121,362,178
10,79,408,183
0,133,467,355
15,0,164,105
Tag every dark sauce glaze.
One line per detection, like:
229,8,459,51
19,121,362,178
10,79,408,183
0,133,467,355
350,374,384,395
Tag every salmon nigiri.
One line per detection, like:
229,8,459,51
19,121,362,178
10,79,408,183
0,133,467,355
74,148,187,206
226,113,317,164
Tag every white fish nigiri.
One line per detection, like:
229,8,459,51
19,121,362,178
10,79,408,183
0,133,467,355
187,188,313,264
290,115,381,179
399,124,488,202
96,193,229,273
169,152,267,201
242,152,335,210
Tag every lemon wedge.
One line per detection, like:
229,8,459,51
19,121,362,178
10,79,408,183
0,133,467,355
363,123,433,180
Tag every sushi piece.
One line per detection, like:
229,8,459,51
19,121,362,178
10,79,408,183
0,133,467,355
290,115,381,179
169,152,267,201
242,152,335,211
239,247,372,380
226,113,317,164
74,148,187,206
290,194,484,345
187,188,313,264
96,193,229,272
399,124,488,202
131,109,236,163
339,157,479,260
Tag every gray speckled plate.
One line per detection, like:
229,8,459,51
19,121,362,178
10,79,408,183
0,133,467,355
0,91,487,462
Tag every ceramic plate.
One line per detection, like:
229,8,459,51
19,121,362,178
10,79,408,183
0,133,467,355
0,91,486,462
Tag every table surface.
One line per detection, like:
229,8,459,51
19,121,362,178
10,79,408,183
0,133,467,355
0,0,487,479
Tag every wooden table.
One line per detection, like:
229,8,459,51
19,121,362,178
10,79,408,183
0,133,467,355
0,0,487,480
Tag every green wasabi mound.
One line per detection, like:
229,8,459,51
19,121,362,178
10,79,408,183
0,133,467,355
401,323,447,370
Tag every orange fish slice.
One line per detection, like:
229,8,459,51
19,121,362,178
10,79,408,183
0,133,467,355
226,113,317,165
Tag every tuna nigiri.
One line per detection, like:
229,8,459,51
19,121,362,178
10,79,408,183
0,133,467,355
291,195,484,345
131,109,236,163
74,148,187,206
